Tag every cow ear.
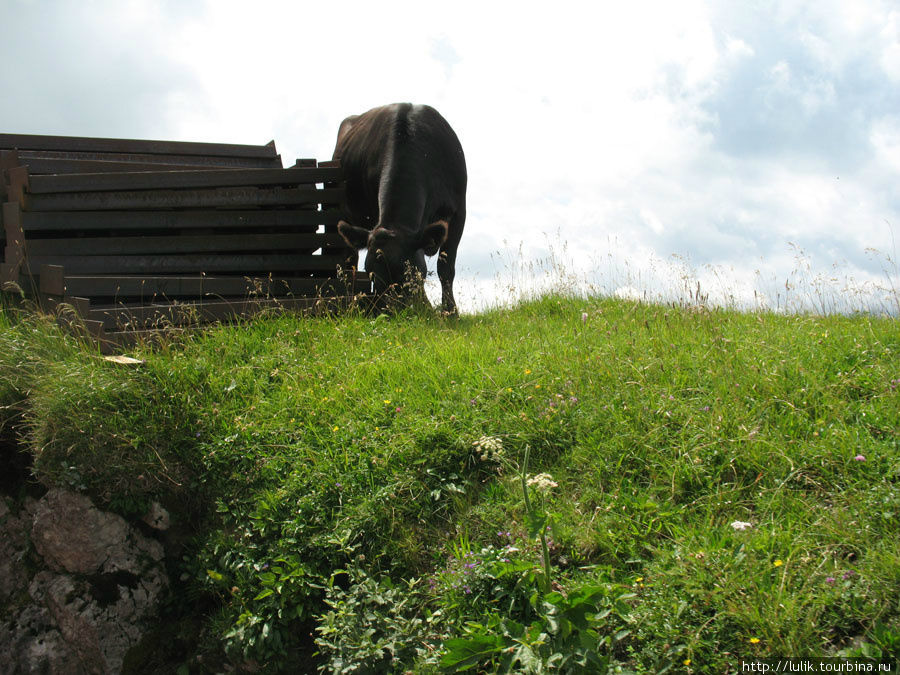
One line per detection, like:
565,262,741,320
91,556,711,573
419,220,448,256
337,220,370,249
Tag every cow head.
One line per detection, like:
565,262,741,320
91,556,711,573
338,219,448,306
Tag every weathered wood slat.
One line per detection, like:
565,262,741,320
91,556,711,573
27,167,344,194
21,209,338,232
25,231,345,256
15,150,281,169
0,133,280,159
46,274,370,299
26,253,347,275
16,157,275,174
86,294,363,330
24,186,344,211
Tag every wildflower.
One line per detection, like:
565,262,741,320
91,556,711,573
854,454,866,462
526,473,558,492
773,560,784,567
473,435,504,462
842,570,856,580
825,576,836,585
730,520,753,531
684,659,692,666
524,369,532,375
581,312,588,324
749,637,760,644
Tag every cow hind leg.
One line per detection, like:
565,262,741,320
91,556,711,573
437,248,458,315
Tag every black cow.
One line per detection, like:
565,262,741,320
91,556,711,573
332,103,467,314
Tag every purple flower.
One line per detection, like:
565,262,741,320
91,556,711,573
842,570,856,580
825,576,836,585
854,454,866,462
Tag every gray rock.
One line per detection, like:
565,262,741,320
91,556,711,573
32,488,132,575
0,498,30,602
141,500,171,531
2,489,169,674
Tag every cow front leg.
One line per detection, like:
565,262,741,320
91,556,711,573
437,249,457,315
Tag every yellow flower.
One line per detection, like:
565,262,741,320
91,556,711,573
383,399,392,405
525,369,532,375
332,426,339,432
774,560,784,567
684,659,691,666
749,637,760,644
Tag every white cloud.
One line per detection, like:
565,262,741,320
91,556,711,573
881,11,900,81
870,117,900,172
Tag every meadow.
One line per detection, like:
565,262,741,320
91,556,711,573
1,282,898,672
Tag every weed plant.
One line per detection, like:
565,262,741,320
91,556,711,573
1,288,899,672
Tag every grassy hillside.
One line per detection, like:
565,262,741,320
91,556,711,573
1,295,898,673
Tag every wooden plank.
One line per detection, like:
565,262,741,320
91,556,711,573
25,232,345,256
7,166,29,203
1,150,18,195
86,294,365,330
23,185,345,211
21,209,338,232
39,264,65,295
26,252,348,275
16,150,282,169
0,133,280,159
16,157,278,174
1,263,20,285
27,166,344,194
3,203,24,274
59,274,371,298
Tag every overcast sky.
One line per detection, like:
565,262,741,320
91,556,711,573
4,0,899,313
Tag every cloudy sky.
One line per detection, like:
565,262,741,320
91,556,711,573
4,0,899,313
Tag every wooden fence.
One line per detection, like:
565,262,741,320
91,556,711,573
0,133,369,350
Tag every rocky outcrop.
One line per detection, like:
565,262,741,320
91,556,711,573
1,489,170,674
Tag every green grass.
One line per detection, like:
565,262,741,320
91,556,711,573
1,295,899,672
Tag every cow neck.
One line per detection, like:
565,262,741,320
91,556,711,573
376,134,426,237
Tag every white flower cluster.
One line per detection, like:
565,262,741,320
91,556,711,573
473,435,504,462
526,473,558,493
